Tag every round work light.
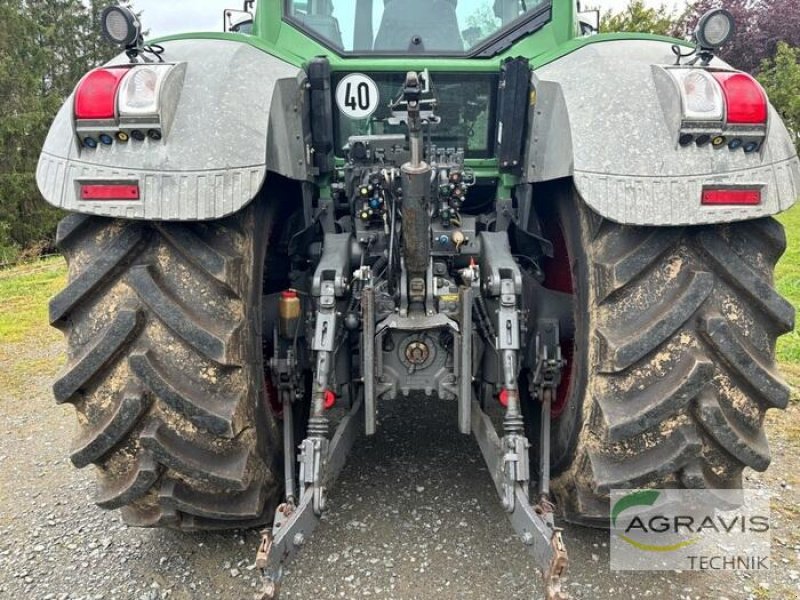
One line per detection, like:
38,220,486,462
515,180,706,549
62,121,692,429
101,5,141,47
695,9,735,50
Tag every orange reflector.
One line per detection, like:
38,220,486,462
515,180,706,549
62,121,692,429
80,184,140,201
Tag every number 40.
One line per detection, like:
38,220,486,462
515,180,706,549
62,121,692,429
345,82,371,111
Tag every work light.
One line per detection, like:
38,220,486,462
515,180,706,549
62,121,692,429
101,5,141,47
695,9,735,50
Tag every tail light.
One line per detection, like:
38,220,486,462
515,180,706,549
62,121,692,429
673,69,724,121
74,68,129,120
663,66,769,152
668,68,768,126
73,63,186,149
712,72,768,124
118,64,178,118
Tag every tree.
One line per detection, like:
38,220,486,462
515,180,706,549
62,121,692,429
463,4,500,47
0,0,58,260
758,42,800,153
0,0,127,261
600,0,676,36
679,0,800,75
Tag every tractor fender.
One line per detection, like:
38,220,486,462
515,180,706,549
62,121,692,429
37,39,309,221
527,39,800,226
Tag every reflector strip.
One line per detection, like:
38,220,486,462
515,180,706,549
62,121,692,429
80,184,140,201
702,188,762,206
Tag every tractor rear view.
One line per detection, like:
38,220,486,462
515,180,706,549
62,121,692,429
37,1,798,598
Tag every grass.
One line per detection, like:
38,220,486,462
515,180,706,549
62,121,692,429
0,257,66,398
0,256,66,345
776,204,800,365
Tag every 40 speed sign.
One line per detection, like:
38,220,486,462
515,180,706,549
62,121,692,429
336,73,380,120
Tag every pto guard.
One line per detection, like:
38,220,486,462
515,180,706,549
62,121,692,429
528,39,800,226
37,39,307,221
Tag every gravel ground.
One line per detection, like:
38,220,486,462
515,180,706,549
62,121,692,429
1,338,799,600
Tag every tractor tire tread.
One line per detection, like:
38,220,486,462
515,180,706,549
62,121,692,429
159,478,266,521
128,265,241,367
50,204,280,530
50,225,147,325
70,385,148,468
552,191,792,526
140,419,253,490
53,308,143,404
95,450,160,509
153,223,243,294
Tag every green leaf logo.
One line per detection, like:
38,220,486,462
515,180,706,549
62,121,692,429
612,490,698,552
611,490,660,527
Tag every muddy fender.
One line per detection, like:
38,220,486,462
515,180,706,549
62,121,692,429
37,39,308,221
527,39,800,226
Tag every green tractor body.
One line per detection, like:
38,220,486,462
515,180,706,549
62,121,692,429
37,1,799,597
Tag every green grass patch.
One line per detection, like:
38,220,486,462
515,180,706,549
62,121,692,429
777,204,800,365
0,257,66,344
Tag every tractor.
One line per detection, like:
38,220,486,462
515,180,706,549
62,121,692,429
37,1,799,598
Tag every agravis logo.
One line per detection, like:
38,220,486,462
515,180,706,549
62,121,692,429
612,490,699,553
609,489,772,572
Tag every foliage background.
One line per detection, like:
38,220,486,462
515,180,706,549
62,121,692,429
0,0,120,263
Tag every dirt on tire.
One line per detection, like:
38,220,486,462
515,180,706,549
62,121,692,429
546,187,795,525
49,199,282,530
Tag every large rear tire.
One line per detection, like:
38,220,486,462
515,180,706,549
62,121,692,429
50,199,281,530
539,186,794,526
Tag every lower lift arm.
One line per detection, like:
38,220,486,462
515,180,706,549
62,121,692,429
473,232,568,600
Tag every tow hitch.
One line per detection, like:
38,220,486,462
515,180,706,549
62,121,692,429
255,385,568,600
256,275,570,599
471,387,569,600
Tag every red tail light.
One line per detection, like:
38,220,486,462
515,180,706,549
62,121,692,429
74,68,129,120
702,188,762,206
712,72,768,125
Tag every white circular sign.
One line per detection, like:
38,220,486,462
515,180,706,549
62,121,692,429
336,74,380,120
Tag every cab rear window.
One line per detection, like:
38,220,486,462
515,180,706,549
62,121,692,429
284,0,551,56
